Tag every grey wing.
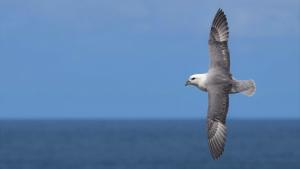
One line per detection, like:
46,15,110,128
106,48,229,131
207,85,230,160
208,9,230,71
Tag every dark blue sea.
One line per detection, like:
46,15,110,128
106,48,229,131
0,120,299,169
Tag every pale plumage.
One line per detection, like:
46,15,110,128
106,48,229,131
185,9,256,160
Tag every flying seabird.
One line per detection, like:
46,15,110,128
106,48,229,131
185,9,256,160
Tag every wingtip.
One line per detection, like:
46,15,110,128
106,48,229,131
209,140,225,160
216,8,224,15
208,121,227,160
210,8,229,42
212,152,223,160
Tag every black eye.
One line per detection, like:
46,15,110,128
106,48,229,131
191,77,196,80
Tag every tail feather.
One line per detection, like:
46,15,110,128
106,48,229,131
231,80,256,96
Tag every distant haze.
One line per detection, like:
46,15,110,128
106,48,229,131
0,0,299,119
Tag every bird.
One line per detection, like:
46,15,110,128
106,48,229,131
185,9,256,160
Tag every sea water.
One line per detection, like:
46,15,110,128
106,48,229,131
0,120,299,169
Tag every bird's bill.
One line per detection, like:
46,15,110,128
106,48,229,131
185,80,191,86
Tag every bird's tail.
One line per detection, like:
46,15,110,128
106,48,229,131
231,80,256,96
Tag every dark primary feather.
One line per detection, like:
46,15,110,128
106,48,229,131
209,9,230,72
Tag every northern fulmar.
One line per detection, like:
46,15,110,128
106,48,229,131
185,9,256,160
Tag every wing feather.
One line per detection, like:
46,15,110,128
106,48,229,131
207,120,227,159
207,84,230,160
209,9,230,71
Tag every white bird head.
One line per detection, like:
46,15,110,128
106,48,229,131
185,73,208,91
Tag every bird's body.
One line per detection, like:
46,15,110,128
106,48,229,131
185,9,256,160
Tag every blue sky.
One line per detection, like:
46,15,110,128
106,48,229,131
0,0,299,119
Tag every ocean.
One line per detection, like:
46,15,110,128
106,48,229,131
0,120,299,169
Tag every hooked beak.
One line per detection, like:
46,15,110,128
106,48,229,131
185,80,191,86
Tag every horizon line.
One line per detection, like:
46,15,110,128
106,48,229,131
0,117,299,121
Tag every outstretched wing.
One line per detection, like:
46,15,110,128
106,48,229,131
208,9,230,71
207,84,230,160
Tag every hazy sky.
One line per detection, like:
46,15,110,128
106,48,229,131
0,0,299,119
